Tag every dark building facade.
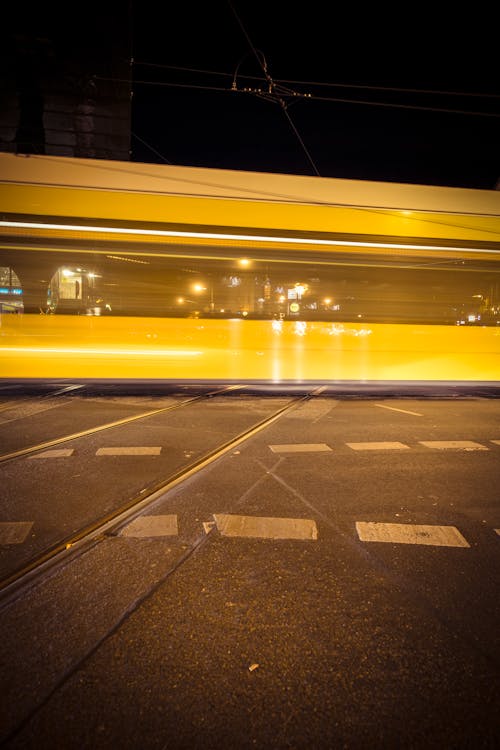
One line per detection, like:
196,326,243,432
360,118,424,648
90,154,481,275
0,3,131,161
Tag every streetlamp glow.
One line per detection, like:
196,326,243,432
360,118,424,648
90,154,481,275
294,283,307,299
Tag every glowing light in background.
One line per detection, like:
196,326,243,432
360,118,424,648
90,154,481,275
327,325,372,337
272,319,283,333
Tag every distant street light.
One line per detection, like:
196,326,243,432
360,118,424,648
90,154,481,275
294,283,307,300
192,280,214,311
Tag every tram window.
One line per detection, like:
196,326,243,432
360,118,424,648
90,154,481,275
9,250,500,325
0,266,24,313
87,253,498,326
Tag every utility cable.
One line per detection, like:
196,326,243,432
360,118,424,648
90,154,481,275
226,0,322,177
132,61,500,100
96,76,500,119
131,131,172,163
280,106,320,176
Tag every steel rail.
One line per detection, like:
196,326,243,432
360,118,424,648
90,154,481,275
0,385,242,464
0,390,318,605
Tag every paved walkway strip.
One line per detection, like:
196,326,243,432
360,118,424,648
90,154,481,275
29,449,74,459
270,443,331,453
356,521,470,547
213,514,318,540
419,441,487,450
96,447,162,456
347,442,410,451
120,514,178,537
0,521,33,545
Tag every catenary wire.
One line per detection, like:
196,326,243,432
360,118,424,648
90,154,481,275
95,76,500,119
131,131,172,163
132,61,500,100
226,0,322,176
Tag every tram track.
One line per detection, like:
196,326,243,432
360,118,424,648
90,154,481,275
0,384,243,464
0,390,317,604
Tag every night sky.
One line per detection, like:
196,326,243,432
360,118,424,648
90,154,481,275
129,2,500,189
2,2,499,190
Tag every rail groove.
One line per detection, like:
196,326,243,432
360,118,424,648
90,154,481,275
0,390,316,604
0,385,242,464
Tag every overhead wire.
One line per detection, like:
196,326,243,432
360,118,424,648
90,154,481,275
96,75,500,119
133,61,500,101
297,94,500,119
226,0,321,176
110,3,499,180
131,132,172,163
128,0,172,164
277,78,500,100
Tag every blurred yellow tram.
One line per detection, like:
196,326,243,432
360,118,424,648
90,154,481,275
1,153,499,384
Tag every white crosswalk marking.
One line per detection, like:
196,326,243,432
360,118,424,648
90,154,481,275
356,522,470,547
213,514,318,540
347,442,410,451
96,447,162,456
374,404,423,416
270,444,331,453
419,441,487,450
120,515,178,537
0,521,33,545
29,449,74,459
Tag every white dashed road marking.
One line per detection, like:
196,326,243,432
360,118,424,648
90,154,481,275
0,522,33,545
419,441,488,451
347,442,410,451
213,514,318,540
96,447,162,456
120,514,178,537
356,522,470,547
15,439,500,462
29,449,74,459
270,444,332,453
374,404,423,416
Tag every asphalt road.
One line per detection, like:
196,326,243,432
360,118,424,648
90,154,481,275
0,392,499,748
